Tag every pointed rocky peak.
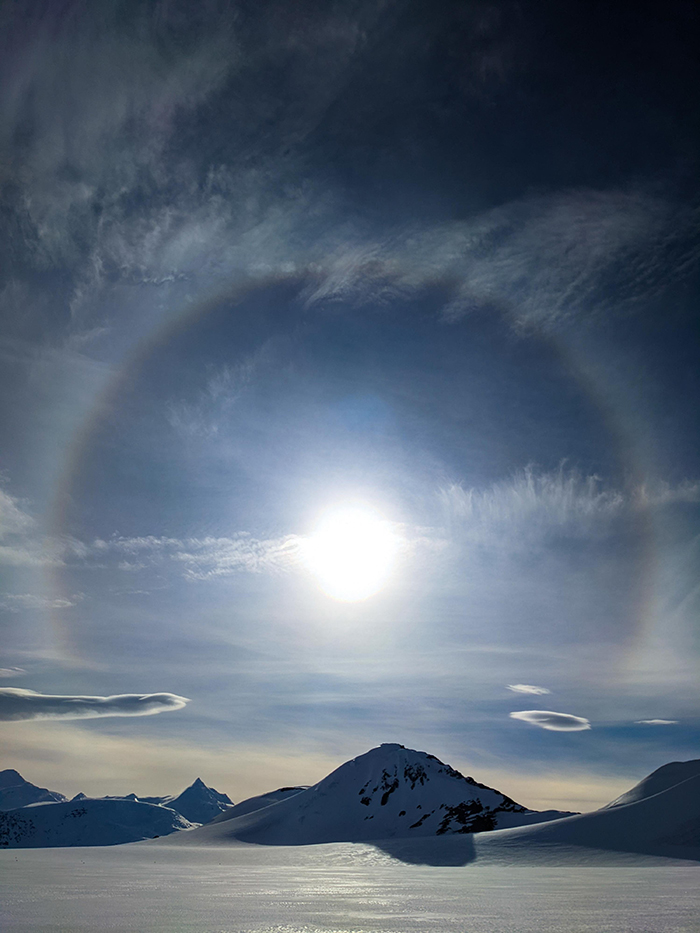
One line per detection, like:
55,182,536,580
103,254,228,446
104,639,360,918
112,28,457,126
0,769,66,810
0,768,26,789
167,778,234,825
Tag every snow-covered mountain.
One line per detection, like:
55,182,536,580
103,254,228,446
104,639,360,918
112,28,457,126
161,777,234,824
176,744,575,846
0,797,193,848
0,769,66,810
66,779,234,824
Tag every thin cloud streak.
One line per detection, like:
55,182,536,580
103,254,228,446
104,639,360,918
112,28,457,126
0,687,189,721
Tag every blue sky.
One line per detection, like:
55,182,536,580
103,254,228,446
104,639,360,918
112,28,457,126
0,0,698,812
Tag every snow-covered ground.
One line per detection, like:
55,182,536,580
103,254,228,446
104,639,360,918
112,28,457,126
1,842,698,933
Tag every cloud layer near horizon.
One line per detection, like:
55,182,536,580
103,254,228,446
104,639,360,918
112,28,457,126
0,687,189,722
510,710,591,732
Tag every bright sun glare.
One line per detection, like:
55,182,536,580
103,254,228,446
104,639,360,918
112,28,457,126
302,505,398,601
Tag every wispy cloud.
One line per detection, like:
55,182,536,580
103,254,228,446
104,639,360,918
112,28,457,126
0,593,82,612
0,486,86,568
167,354,264,439
0,667,25,679
301,189,698,331
507,684,551,695
510,709,591,731
0,687,189,722
93,533,302,579
440,466,700,551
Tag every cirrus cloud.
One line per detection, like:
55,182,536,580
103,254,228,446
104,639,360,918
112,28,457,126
0,687,189,722
510,709,591,732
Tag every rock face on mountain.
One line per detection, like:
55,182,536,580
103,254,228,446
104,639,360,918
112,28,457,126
603,758,700,809
0,798,193,848
164,777,234,824
178,744,575,846
0,769,66,810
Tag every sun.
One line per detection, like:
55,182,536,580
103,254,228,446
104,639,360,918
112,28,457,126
302,505,398,601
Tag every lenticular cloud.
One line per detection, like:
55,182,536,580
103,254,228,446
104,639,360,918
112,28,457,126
510,709,591,731
507,684,551,695
0,687,189,721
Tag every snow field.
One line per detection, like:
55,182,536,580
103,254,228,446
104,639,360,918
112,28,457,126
1,844,699,933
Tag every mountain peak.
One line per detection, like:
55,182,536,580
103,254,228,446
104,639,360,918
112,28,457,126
0,768,25,789
167,778,234,824
189,743,573,846
0,769,66,810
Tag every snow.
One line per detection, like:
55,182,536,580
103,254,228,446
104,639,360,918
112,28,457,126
0,770,233,845
2,749,699,930
191,744,574,845
161,776,234,824
1,843,698,933
0,768,66,810
467,771,700,861
604,758,700,808
0,797,193,847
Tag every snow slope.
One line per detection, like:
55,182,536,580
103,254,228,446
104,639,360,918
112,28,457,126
469,770,700,861
0,797,193,848
0,769,66,810
603,758,700,808
176,744,574,845
212,785,307,821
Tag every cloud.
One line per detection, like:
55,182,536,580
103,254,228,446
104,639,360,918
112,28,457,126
507,684,551,695
301,189,697,331
510,709,591,732
441,466,624,549
0,667,25,679
0,485,87,568
92,533,302,579
439,466,700,552
0,687,189,722
0,593,81,611
634,719,678,725
0,489,34,537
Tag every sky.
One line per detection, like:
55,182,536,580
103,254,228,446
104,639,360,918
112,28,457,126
0,0,698,814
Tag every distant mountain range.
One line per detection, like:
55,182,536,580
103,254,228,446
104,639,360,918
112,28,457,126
2,745,698,858
0,769,234,847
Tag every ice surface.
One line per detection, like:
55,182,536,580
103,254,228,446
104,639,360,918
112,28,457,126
1,843,698,933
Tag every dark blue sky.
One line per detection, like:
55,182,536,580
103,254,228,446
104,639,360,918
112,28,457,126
0,0,698,809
